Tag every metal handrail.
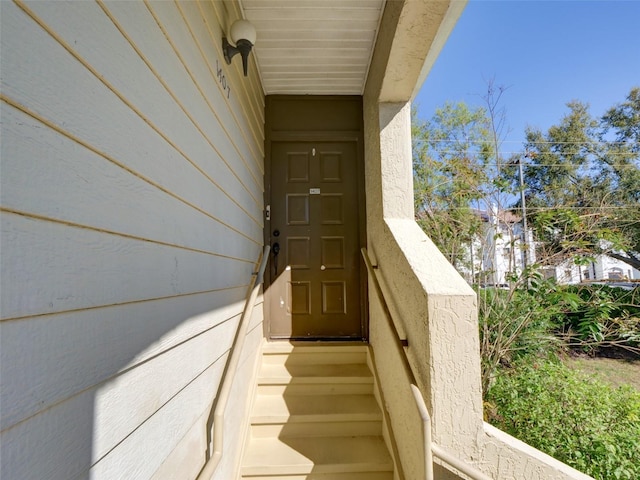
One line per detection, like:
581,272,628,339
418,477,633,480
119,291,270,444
362,247,492,480
360,248,414,382
197,245,270,480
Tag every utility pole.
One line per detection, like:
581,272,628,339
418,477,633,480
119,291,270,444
519,153,530,269
470,239,476,284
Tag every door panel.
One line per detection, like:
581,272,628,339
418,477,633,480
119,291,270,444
269,141,361,339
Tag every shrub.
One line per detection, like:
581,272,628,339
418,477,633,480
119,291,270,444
553,284,640,355
477,274,562,393
486,361,640,479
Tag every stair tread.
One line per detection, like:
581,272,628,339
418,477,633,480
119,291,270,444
241,435,393,475
251,421,383,438
259,363,373,384
262,342,368,354
252,394,382,423
257,383,373,396
262,351,367,366
241,473,393,480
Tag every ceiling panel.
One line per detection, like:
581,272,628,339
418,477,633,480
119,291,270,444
241,0,386,95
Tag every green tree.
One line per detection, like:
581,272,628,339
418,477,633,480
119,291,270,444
412,102,493,275
599,87,640,269
519,89,640,271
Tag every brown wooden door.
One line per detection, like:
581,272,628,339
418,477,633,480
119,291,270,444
268,141,362,339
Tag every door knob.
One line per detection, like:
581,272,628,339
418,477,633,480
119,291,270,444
272,243,280,255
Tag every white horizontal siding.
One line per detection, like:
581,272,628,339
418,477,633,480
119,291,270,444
0,290,246,431
1,213,250,319
2,2,262,239
212,313,265,480
205,0,266,130
149,410,210,480
152,315,265,480
1,328,232,480
1,105,258,264
145,0,264,182
0,1,265,479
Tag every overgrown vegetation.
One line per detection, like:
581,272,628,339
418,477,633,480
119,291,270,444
477,277,640,394
486,361,640,480
555,284,640,354
476,277,640,479
477,272,560,393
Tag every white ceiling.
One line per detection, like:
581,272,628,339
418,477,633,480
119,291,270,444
241,0,386,95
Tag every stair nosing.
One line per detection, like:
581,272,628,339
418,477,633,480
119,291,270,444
241,463,394,476
251,412,382,423
262,343,369,354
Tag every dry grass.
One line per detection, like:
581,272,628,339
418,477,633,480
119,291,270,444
563,355,640,391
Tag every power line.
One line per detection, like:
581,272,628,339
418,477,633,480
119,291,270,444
415,148,639,156
522,206,640,211
413,139,638,145
418,205,640,211
415,158,639,166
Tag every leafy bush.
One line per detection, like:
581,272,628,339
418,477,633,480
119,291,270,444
478,279,640,396
486,361,640,479
553,284,640,354
477,274,562,393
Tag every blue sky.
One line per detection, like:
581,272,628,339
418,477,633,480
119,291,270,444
414,0,640,150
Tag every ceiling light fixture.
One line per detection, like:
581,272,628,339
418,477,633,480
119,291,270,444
222,19,256,77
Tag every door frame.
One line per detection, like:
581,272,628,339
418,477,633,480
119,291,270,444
263,96,368,341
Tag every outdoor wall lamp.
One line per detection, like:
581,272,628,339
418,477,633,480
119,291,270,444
222,19,256,77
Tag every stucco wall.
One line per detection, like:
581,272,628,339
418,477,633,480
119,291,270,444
363,100,485,479
362,2,596,479
0,1,264,479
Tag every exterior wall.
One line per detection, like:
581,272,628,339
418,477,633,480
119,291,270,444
481,424,592,480
555,262,583,284
364,101,484,479
482,220,520,285
479,213,535,286
587,255,640,281
0,1,264,479
544,255,640,285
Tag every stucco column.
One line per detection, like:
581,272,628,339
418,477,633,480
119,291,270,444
378,102,414,219
364,93,485,466
363,101,414,233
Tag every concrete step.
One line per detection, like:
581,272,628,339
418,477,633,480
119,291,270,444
250,393,383,438
257,383,373,396
240,435,393,477
262,343,368,366
240,343,395,480
258,363,373,386
262,342,369,355
252,393,382,424
250,421,383,438
241,473,393,480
